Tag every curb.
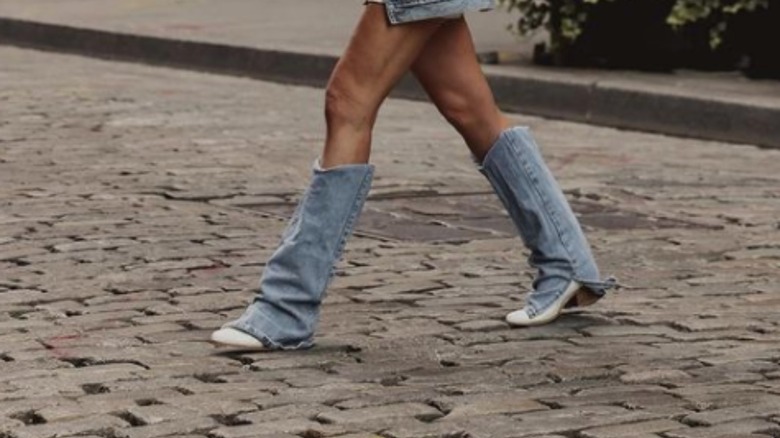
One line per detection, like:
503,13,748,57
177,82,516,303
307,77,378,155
1,16,778,149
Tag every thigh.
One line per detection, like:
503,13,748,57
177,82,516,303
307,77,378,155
329,4,445,108
410,18,493,112
410,18,508,155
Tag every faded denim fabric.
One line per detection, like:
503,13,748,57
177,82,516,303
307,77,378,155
383,0,496,24
221,159,374,349
476,127,616,317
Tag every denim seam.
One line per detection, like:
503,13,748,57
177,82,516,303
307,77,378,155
384,0,494,24
384,5,400,24
515,135,578,268
306,167,373,320
512,133,580,302
239,171,320,350
320,168,373,304
394,0,446,6
526,301,539,318
303,169,370,326
280,193,305,241
289,165,371,345
327,169,373,278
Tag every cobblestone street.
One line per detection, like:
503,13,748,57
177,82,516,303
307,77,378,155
1,46,780,437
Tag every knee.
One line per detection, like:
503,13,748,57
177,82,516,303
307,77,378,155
436,93,508,158
324,78,373,130
438,94,488,133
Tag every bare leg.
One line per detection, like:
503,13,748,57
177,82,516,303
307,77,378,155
322,5,445,168
410,18,510,162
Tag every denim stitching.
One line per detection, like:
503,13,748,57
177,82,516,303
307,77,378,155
385,0,494,24
526,302,539,318
384,4,400,23
298,168,372,333
296,165,372,343
512,130,582,304
327,168,373,281
280,189,307,242
514,130,579,270
303,166,373,323
312,167,373,304
394,0,446,6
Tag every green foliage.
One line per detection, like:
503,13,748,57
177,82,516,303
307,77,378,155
668,0,769,47
501,0,595,50
500,0,769,48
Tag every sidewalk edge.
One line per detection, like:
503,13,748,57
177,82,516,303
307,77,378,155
1,17,777,149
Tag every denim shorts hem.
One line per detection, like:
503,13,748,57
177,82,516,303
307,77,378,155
384,0,495,24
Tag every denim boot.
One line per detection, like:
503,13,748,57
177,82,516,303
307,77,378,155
477,126,616,325
216,159,375,349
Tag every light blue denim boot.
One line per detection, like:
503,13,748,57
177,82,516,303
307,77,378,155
476,126,616,326
216,158,374,349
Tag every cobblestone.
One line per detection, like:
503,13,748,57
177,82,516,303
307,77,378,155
433,391,546,418
683,402,780,426
1,46,779,437
664,419,780,438
579,419,683,438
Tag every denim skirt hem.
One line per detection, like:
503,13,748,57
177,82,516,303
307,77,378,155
384,0,496,24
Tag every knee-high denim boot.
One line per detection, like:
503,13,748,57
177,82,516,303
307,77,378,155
477,126,616,326
213,159,374,349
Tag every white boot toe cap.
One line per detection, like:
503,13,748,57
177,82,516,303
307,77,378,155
506,309,533,326
211,327,265,349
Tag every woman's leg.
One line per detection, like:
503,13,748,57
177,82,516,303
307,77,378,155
212,6,447,350
322,4,445,168
410,18,511,162
411,19,615,326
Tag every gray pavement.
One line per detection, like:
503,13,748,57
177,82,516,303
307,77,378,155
2,46,780,437
1,0,779,148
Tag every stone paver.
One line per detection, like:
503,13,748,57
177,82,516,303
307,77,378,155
0,46,779,438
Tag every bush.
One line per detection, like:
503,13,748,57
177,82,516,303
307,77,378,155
500,0,774,73
667,0,769,48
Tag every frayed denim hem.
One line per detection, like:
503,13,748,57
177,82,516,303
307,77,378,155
221,317,315,351
579,276,619,297
525,276,618,318
384,0,495,24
